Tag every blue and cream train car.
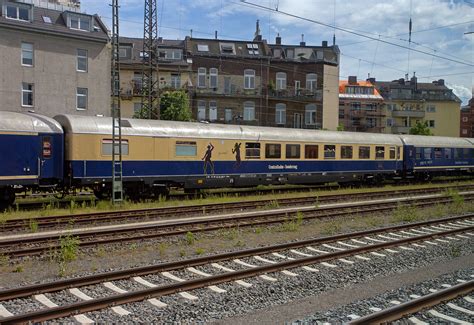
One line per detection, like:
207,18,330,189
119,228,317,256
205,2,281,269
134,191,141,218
54,114,405,197
401,135,474,178
0,112,64,207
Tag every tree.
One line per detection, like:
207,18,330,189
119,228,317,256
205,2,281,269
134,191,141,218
134,90,192,121
336,123,345,131
409,121,433,135
160,90,192,121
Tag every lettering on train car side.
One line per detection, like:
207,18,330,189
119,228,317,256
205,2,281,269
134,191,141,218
268,165,298,170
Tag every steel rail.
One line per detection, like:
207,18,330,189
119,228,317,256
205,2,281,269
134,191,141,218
0,214,472,302
1,194,473,258
0,225,472,324
349,280,474,324
4,184,473,232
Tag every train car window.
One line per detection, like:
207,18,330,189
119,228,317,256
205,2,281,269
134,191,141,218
175,141,197,156
42,136,52,159
423,148,432,160
359,146,370,159
397,147,401,159
463,148,470,157
102,139,129,156
286,144,301,159
324,145,336,159
434,148,442,159
444,148,452,159
375,146,385,159
341,146,353,159
246,143,261,159
305,145,318,159
389,147,396,159
265,144,281,159
415,148,422,159
454,148,462,159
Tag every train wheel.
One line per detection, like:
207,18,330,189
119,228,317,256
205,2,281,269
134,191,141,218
93,189,110,200
0,187,15,211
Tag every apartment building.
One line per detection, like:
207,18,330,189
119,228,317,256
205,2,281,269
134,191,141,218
0,0,110,117
117,37,192,118
184,29,340,130
460,98,474,137
374,76,461,137
338,77,384,132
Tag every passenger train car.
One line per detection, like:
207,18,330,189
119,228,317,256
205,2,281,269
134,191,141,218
0,112,63,208
54,114,406,198
0,111,473,207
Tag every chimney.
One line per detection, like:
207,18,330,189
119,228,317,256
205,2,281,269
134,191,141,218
437,79,445,86
300,34,306,46
215,30,218,39
410,72,417,90
348,76,357,85
398,78,405,85
158,37,163,44
276,33,281,45
367,77,376,84
322,40,328,47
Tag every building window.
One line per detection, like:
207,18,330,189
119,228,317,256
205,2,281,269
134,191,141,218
77,49,88,72
324,145,336,159
386,103,397,111
171,74,181,89
243,101,255,121
21,42,33,66
462,117,468,122
286,49,294,59
21,83,34,107
265,144,281,159
375,146,385,159
209,68,218,88
462,129,468,135
69,15,91,31
386,118,394,127
245,143,260,159
286,144,301,159
76,88,88,110
197,67,206,88
244,69,255,89
276,72,287,90
225,108,232,122
275,103,286,125
305,104,317,125
428,120,435,128
350,102,361,110
209,101,217,121
426,104,436,112
339,109,345,119
197,100,206,121
366,118,377,128
197,44,209,52
5,4,30,21
306,73,317,91
359,146,370,159
133,102,142,114
341,146,353,159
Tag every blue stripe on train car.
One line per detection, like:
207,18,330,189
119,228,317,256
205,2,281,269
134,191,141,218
70,160,401,179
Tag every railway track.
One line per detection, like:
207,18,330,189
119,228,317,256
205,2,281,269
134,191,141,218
349,281,474,324
3,184,474,233
0,214,472,323
1,190,473,258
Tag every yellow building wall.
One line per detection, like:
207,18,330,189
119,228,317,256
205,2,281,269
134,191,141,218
322,64,340,131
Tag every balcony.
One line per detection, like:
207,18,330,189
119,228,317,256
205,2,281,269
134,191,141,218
392,109,425,118
268,88,322,101
120,89,133,100
391,126,410,134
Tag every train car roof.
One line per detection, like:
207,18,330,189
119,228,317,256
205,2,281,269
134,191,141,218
399,135,473,148
0,111,63,134
465,138,474,145
54,114,403,145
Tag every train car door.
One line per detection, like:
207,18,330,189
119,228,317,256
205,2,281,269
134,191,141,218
403,145,415,172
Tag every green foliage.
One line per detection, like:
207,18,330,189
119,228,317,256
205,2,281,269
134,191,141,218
391,203,420,223
336,123,345,131
409,121,433,136
450,244,461,258
13,264,24,273
320,221,341,235
278,212,304,232
0,254,9,267
59,234,80,263
264,200,280,210
28,218,38,233
160,90,192,121
179,249,186,257
185,231,195,245
195,247,205,255
445,189,465,213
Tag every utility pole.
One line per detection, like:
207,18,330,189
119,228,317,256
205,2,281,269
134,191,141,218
141,0,160,119
111,0,123,203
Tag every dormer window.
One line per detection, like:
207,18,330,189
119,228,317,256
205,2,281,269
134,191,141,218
4,4,31,22
219,43,235,55
67,14,91,31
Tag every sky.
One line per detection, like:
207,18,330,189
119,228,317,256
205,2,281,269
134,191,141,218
81,0,474,105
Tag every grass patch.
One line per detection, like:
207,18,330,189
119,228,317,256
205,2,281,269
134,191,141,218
320,220,341,235
28,218,38,233
185,231,195,245
391,203,421,223
195,247,205,255
57,234,80,276
278,212,304,232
